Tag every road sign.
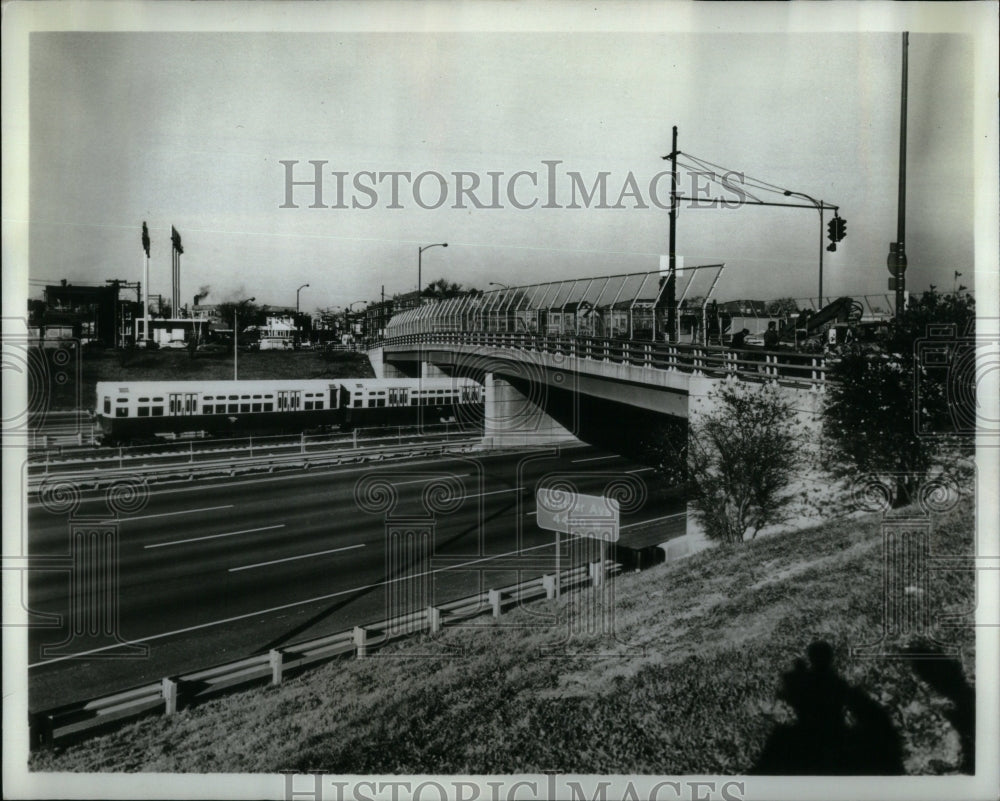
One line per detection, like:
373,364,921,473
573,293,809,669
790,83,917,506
536,488,619,540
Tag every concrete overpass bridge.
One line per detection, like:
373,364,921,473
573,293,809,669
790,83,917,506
369,270,849,451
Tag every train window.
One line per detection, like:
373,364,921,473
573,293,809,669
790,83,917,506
253,395,262,399
304,401,314,410
375,399,385,407
139,397,149,403
252,403,262,412
152,406,164,416
117,397,128,403
116,407,128,417
204,396,214,401
137,407,150,417
353,399,362,408
240,403,250,413
104,398,111,413
229,395,238,400
228,404,238,413
153,397,164,402
202,405,212,414
169,399,176,413
263,403,274,412
241,395,250,400
184,399,192,413
411,398,419,406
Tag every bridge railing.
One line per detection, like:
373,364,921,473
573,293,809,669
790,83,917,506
380,331,829,387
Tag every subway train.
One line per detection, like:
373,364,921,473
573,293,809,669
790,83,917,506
95,377,483,444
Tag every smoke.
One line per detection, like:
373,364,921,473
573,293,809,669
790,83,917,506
193,285,211,305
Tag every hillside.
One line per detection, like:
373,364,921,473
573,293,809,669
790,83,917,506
30,494,976,775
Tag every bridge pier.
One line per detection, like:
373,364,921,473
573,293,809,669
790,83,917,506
481,372,576,449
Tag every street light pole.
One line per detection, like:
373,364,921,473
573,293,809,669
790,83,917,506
783,191,836,309
418,242,448,305
296,283,309,314
489,282,510,290
234,297,255,381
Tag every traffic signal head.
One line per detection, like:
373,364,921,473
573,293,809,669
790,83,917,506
835,216,847,242
827,218,838,244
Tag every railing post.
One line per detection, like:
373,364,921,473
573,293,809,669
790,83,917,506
300,431,305,454
119,447,123,470
353,429,358,450
249,435,253,458
269,648,284,685
189,441,194,463
161,677,178,715
353,626,368,658
427,606,442,634
589,560,604,588
542,574,556,600
488,588,502,618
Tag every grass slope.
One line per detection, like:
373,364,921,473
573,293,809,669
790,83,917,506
30,496,975,774
46,349,376,411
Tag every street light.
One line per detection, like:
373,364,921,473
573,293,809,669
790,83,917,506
783,190,837,309
489,282,510,290
233,297,255,381
296,283,309,313
418,242,448,304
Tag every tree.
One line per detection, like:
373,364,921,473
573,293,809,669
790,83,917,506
822,289,975,506
422,277,468,299
687,379,802,544
766,297,800,316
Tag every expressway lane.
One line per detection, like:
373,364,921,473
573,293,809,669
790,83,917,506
27,444,686,709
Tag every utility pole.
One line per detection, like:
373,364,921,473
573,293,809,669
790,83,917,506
888,32,909,318
667,126,679,342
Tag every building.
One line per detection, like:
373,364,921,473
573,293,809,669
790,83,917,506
38,281,140,348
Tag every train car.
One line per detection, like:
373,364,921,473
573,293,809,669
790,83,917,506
95,377,482,444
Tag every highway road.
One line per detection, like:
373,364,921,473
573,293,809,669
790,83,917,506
25,443,686,710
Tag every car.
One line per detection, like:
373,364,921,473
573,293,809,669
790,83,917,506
196,342,227,353
161,339,189,349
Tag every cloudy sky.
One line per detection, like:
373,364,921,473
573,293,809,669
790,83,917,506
20,9,987,313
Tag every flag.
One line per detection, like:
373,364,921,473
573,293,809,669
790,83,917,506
171,226,184,255
141,221,150,257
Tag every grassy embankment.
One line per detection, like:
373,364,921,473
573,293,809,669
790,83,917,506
31,494,976,775
45,349,376,411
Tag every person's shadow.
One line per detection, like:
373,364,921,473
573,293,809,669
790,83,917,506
751,641,904,774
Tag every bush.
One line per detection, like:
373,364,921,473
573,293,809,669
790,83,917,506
687,379,803,544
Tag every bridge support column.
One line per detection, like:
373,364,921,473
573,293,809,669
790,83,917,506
481,372,576,449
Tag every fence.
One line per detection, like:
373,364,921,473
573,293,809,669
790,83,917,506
381,331,830,387
30,560,619,749
28,437,483,494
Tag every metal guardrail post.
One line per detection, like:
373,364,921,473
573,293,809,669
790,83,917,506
488,588,501,618
428,606,442,634
269,649,284,685
353,626,368,658
543,574,556,599
161,677,178,715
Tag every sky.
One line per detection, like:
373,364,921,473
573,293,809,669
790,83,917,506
22,18,983,314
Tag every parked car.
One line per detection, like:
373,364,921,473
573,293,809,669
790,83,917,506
196,342,227,353
161,339,188,350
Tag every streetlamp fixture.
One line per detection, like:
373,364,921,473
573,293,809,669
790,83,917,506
418,242,448,304
233,297,255,381
783,190,838,309
489,282,510,290
296,283,309,313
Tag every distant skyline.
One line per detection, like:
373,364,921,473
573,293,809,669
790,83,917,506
21,23,984,314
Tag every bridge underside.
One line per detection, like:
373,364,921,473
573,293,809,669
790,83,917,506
381,346,689,471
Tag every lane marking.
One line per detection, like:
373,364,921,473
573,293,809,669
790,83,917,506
626,467,655,474
145,524,285,550
465,487,522,499
571,454,621,463
101,504,233,524
620,511,686,530
391,473,472,487
228,543,366,572
28,541,556,667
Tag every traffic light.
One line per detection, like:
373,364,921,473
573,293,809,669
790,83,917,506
835,216,847,242
827,218,838,244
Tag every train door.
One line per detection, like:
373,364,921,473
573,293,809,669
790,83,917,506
277,390,289,412
388,387,407,407
168,392,197,416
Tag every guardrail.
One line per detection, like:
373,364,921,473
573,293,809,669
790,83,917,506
28,437,483,493
30,559,619,749
28,424,480,477
379,331,829,387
